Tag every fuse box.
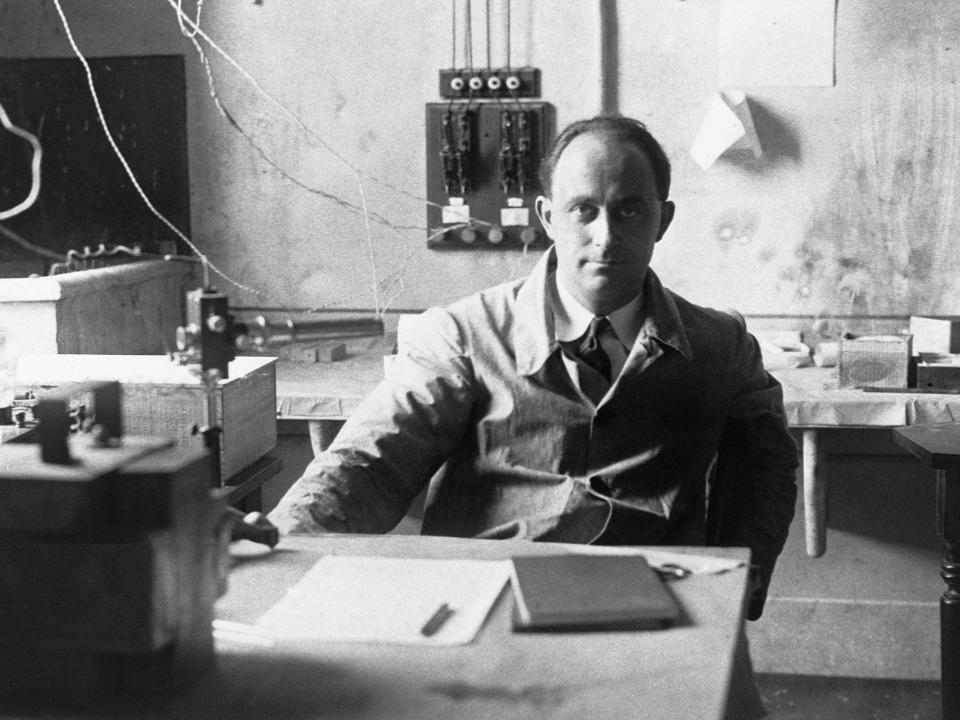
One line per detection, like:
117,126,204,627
425,71,554,251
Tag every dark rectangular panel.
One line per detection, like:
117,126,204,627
0,56,191,272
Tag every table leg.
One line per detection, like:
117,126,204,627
937,468,960,720
802,429,827,558
307,420,345,457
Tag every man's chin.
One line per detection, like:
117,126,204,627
578,278,640,313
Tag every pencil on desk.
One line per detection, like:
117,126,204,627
421,603,455,637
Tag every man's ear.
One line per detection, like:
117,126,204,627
656,200,675,242
535,195,554,239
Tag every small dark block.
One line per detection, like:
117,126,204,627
893,423,960,470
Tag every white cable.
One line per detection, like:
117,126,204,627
167,0,383,315
50,0,285,306
176,0,203,38
0,100,42,221
166,0,488,219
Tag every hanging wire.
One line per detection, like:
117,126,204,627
182,18,422,233
485,0,492,72
451,0,457,69
165,0,486,219
465,0,474,71
35,1,508,323
0,223,65,262
49,0,270,301
0,100,42,222
506,0,512,71
164,1,384,313
175,0,203,39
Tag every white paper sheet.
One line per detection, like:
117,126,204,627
256,556,511,646
718,0,836,88
690,90,762,170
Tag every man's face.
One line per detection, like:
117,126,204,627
536,131,675,315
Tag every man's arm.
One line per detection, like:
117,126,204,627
708,322,799,621
268,308,476,534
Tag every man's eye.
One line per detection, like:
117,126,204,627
570,205,596,219
620,206,642,218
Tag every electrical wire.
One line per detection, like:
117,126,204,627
167,0,489,220
485,0,492,72
49,0,275,304
506,0,511,71
38,1,507,324
0,100,42,222
176,0,203,39
163,1,383,314
0,223,65,262
465,0,474,71
181,12,422,233
168,1,506,314
451,0,457,69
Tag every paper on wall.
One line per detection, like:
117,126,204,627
718,0,836,88
690,90,762,170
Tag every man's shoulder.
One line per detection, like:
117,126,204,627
667,288,744,326
444,276,526,319
663,287,748,351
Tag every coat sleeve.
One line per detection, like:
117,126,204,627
707,315,799,621
268,308,476,535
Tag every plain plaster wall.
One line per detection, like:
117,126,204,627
5,0,960,324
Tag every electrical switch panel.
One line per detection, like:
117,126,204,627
426,68,554,251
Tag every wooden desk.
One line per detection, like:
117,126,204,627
213,535,751,720
0,535,751,719
892,423,960,720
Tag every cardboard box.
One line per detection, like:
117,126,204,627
15,354,277,482
909,316,960,355
839,335,912,389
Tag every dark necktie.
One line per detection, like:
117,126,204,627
576,316,612,382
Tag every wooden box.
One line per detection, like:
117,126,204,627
916,356,960,390
0,260,195,358
839,335,912,389
0,439,224,692
16,354,277,482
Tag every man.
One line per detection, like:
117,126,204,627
270,115,798,621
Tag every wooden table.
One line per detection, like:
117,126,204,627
276,335,394,454
776,367,960,557
0,537,749,719
892,423,960,720
211,535,751,720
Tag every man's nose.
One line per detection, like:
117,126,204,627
590,210,616,248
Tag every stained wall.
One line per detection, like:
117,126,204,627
3,1,958,322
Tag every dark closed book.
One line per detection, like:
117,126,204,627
509,553,681,632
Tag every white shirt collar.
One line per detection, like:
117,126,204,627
551,272,644,349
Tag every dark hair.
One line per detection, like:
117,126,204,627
539,116,672,201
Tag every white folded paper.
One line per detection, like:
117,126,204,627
690,90,762,170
